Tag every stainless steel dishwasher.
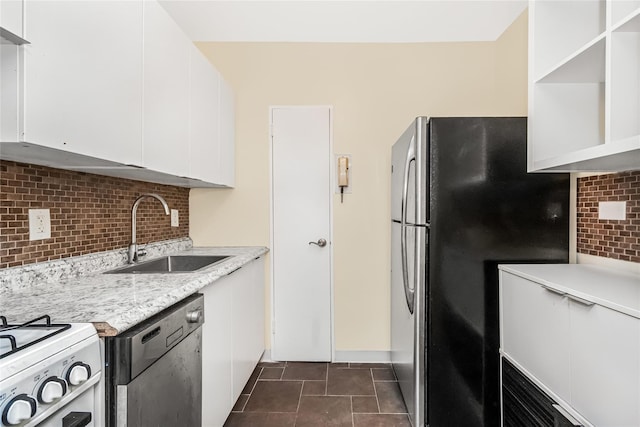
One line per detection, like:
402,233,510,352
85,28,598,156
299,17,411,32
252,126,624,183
105,293,204,427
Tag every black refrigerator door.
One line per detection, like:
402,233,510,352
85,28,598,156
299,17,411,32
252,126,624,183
426,117,569,427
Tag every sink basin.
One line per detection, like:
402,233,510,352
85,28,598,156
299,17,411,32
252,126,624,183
105,255,230,274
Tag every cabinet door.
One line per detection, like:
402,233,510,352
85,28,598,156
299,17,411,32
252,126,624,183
142,0,189,177
201,277,234,427
569,301,640,426
1,44,19,142
231,257,265,399
189,45,220,183
500,272,571,402
1,0,23,37
218,77,235,187
22,0,143,166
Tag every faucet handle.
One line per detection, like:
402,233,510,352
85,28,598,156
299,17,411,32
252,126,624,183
137,247,147,259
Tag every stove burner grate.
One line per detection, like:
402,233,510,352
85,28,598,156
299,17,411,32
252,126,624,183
0,315,72,359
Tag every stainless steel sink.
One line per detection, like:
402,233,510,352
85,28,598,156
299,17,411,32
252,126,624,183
104,255,230,274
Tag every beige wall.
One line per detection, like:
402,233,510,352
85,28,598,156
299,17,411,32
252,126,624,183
190,12,528,352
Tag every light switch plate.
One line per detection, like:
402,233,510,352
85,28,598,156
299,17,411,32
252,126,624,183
171,209,179,227
598,201,626,220
29,208,51,240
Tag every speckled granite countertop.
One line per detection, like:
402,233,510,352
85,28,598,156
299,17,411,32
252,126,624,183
0,242,268,336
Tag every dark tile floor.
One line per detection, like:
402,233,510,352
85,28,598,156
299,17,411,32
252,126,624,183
224,362,411,427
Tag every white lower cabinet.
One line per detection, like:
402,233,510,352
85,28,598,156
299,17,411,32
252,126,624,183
231,257,265,397
570,301,640,426
500,267,640,426
201,257,265,426
500,272,571,402
201,273,234,427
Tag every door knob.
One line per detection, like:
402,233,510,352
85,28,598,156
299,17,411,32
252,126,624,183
309,238,327,247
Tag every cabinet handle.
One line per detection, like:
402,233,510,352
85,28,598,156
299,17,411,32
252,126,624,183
567,294,594,307
540,285,566,296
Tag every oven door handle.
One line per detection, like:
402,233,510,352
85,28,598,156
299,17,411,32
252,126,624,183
62,411,92,427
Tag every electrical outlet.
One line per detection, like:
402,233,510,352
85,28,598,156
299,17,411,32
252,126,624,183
29,209,51,240
171,209,179,227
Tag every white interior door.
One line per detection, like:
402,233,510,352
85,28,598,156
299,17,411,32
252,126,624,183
271,106,332,362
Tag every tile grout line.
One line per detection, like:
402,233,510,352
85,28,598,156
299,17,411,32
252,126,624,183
350,393,355,427
292,363,303,420
325,362,329,396
370,367,383,416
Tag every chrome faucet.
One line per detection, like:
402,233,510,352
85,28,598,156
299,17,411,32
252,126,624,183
128,193,170,264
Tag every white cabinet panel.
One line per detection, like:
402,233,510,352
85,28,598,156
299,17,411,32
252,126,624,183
0,44,20,142
231,257,265,398
201,276,234,427
22,0,143,166
570,301,640,426
218,77,235,187
501,266,640,427
1,0,23,37
201,257,265,424
189,46,220,183
142,0,189,177
500,271,571,402
1,0,235,187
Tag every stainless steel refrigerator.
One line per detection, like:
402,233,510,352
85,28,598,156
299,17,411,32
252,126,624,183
390,117,569,426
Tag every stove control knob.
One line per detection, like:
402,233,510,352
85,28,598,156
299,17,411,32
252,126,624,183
2,394,37,426
66,362,92,386
37,376,68,404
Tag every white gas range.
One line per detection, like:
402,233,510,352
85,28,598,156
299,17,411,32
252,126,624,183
0,316,102,427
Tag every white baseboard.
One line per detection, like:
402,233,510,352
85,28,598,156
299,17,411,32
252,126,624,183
333,351,391,363
261,350,391,364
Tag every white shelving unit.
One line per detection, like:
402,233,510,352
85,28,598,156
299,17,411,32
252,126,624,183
528,0,640,172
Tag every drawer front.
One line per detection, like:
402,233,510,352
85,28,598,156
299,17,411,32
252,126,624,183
503,358,555,427
502,358,583,427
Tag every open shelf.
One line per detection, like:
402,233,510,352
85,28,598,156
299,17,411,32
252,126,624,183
532,0,606,80
531,135,640,172
528,0,640,172
610,21,640,142
610,2,640,28
530,83,605,163
536,35,605,83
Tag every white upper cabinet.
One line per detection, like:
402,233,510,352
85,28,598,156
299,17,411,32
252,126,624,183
189,46,235,187
528,0,640,172
20,0,144,166
0,0,235,187
189,45,221,184
218,77,236,187
1,0,24,38
142,0,190,177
